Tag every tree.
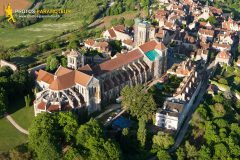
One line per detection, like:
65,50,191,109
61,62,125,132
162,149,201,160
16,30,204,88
185,141,198,159
76,119,103,147
204,121,219,144
198,145,211,160
213,143,229,160
122,128,129,136
50,57,59,71
137,118,146,148
124,19,134,27
0,87,7,118
210,103,226,118
68,40,78,49
76,119,122,160
24,94,31,108
109,40,122,55
0,66,13,77
64,147,83,160
10,70,34,97
121,85,157,121
61,57,67,67
152,131,174,150
29,113,61,160
28,43,40,55
119,17,125,24
111,18,119,26
140,0,150,9
157,149,171,160
46,56,59,71
103,140,122,160
9,144,33,160
58,112,78,142
176,147,185,160
208,16,218,25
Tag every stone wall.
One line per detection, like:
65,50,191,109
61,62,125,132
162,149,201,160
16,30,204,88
0,60,17,71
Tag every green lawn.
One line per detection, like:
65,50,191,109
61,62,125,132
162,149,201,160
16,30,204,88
0,118,28,152
0,20,82,48
8,98,34,130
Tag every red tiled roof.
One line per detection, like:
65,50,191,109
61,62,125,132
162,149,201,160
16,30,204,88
55,66,72,77
79,64,93,75
139,40,166,53
217,51,231,59
123,39,134,46
37,70,54,84
108,29,116,38
113,25,125,32
85,39,95,46
37,101,46,110
46,67,93,91
47,104,59,112
213,43,231,50
198,28,214,36
94,49,143,75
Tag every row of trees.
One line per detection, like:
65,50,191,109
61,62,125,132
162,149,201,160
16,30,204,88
46,55,67,72
175,92,240,159
121,85,174,159
105,0,150,16
28,112,122,160
0,66,34,117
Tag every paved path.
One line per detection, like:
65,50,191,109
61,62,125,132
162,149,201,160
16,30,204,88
5,114,29,135
95,104,121,119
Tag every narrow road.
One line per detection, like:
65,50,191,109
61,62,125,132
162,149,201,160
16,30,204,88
5,114,29,135
95,104,121,119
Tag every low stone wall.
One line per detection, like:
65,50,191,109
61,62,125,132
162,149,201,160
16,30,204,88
0,60,17,71
28,63,46,74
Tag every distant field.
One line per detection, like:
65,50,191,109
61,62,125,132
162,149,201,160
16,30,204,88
0,0,106,48
0,118,27,152
0,0,31,16
0,20,82,47
89,10,147,29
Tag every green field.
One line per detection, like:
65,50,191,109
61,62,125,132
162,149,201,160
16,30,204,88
0,0,107,48
0,118,28,152
0,20,82,48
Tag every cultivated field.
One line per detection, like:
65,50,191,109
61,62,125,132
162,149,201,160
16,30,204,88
0,0,31,16
0,20,83,47
89,10,147,29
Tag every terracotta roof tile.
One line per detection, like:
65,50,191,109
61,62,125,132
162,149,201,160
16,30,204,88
74,70,92,87
79,64,93,75
55,66,72,77
113,25,125,32
217,51,231,59
108,29,116,38
123,39,134,46
198,28,214,36
49,71,75,90
47,104,60,112
37,101,46,110
139,40,166,53
37,70,54,84
93,49,143,75
47,67,93,91
85,39,95,46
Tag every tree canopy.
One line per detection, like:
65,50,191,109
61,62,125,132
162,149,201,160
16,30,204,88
121,85,157,121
